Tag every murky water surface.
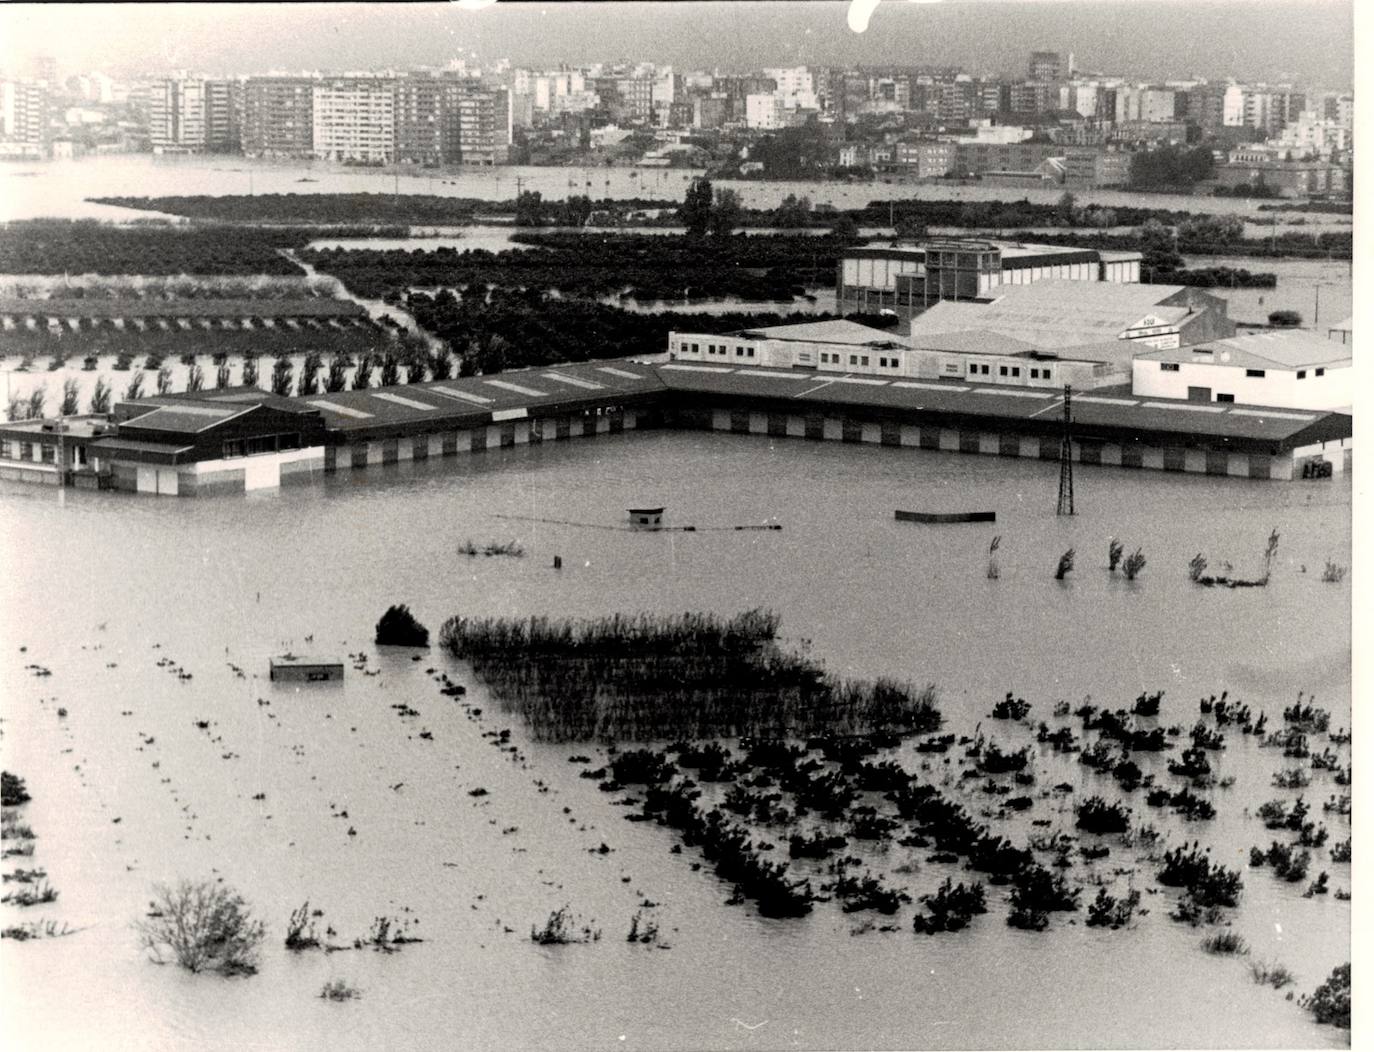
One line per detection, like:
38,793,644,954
0,430,1350,1050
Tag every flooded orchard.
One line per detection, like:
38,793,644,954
0,430,1351,1049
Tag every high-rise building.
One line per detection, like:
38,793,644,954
149,78,237,153
0,78,51,158
442,79,511,164
394,73,448,164
312,77,395,163
242,76,316,157
1029,51,1069,83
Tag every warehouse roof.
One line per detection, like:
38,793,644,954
1136,331,1352,371
732,319,906,346
909,279,1199,349
654,362,1350,451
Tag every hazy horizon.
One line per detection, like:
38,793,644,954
0,1,1355,91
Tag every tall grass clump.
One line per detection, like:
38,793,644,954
439,609,940,742
1200,929,1249,955
987,535,1001,580
1108,538,1124,573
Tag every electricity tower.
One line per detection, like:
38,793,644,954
1056,384,1075,516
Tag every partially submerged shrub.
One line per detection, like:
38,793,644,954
912,878,987,934
1250,960,1296,989
284,902,320,951
320,978,362,1002
1108,538,1124,573
135,878,266,976
531,906,601,945
1055,548,1075,581
1122,549,1146,581
1,771,30,807
1319,561,1347,584
1075,796,1132,836
375,604,430,647
1300,963,1350,1028
1085,886,1141,929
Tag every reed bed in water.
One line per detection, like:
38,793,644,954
439,609,939,742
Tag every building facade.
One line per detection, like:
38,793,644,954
241,76,316,157
1131,332,1352,410
312,77,395,163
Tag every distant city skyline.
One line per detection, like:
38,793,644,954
0,1,1356,91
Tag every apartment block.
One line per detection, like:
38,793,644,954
312,77,395,163
0,78,51,159
242,76,316,157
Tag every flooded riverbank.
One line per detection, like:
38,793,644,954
0,430,1350,1050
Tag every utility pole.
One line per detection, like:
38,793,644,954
1056,384,1075,516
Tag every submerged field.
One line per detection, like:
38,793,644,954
0,429,1352,1050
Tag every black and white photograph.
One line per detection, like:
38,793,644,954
0,1,1360,1048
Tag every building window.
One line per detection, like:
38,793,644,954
861,356,869,367
944,363,960,374
691,343,698,353
849,355,857,365
1011,367,1020,377
746,347,755,358
19,442,33,461
1296,370,1306,379
1029,369,1039,379
999,365,1008,376
1246,369,1266,378
0,440,11,459
1216,393,1235,403
224,439,244,458
1315,368,1325,377
1161,362,1180,372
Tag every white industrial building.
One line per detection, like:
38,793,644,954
837,240,1142,321
1131,331,1352,411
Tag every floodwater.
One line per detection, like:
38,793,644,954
1,154,1344,224
0,430,1351,1051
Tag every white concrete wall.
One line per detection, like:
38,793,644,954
1131,359,1350,410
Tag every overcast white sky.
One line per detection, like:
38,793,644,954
0,1,1355,90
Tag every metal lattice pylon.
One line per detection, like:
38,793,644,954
1057,384,1075,516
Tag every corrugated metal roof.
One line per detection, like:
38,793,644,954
1136,331,1352,370
654,363,1350,449
119,404,254,434
734,319,903,345
909,279,1196,349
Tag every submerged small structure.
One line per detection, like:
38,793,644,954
895,510,996,524
269,655,344,683
628,506,665,527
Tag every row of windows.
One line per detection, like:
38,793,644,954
222,433,303,459
0,440,57,463
688,342,756,359
1163,363,1328,380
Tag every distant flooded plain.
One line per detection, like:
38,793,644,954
0,429,1350,1050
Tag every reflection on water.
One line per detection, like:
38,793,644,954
0,431,1350,1050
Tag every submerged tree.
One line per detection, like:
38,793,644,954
26,388,46,420
987,535,1002,580
241,355,260,389
352,354,375,390
186,362,205,392
60,378,81,416
215,363,232,389
378,353,400,388
270,355,294,397
1108,538,1125,573
297,352,323,397
124,370,146,401
1123,549,1147,581
375,604,430,647
324,355,349,393
1055,548,1076,581
88,377,112,415
135,878,266,977
156,366,173,395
